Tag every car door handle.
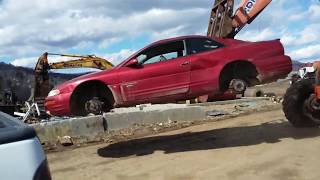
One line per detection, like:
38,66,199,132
181,61,191,66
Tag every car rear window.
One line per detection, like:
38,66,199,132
186,37,224,55
0,112,36,145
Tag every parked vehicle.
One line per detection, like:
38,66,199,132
0,112,51,180
45,35,292,116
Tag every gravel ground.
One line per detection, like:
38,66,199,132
47,109,320,180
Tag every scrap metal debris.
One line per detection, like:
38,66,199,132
270,96,283,104
58,136,73,146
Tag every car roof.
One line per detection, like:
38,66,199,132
117,35,225,67
0,112,36,145
152,35,211,45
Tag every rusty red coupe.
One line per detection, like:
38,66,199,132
45,35,292,116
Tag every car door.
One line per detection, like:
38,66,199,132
185,37,225,97
118,40,191,103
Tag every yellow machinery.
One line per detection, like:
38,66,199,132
34,52,114,101
47,53,113,70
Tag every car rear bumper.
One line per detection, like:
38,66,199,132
258,55,292,83
45,92,72,116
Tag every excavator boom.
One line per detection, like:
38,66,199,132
208,0,272,38
234,0,272,27
48,54,113,70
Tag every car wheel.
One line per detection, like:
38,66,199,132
85,97,103,115
282,78,318,127
229,79,247,94
70,82,115,116
81,96,112,116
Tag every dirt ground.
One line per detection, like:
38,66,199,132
47,108,320,180
252,79,290,96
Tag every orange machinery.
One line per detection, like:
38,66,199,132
207,0,272,38
283,60,320,127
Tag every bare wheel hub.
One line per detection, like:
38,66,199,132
229,79,247,93
85,97,104,115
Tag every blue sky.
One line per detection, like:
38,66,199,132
0,0,319,72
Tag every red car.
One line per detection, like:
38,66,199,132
45,35,292,116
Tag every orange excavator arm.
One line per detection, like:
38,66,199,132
207,0,272,38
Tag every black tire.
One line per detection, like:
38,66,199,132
230,79,247,94
70,82,114,116
85,97,103,115
74,95,112,116
73,93,94,116
282,78,318,127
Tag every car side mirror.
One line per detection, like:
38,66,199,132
126,58,139,67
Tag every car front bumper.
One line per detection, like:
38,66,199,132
45,92,72,116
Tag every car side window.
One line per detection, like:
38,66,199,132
186,38,223,55
137,40,186,65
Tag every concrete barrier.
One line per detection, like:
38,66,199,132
31,115,105,145
189,97,270,106
31,98,278,149
104,104,207,131
31,104,207,147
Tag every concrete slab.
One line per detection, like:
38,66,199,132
31,98,280,150
104,105,207,131
189,97,270,106
32,115,105,145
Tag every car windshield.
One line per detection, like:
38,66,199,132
115,40,185,67
136,41,185,65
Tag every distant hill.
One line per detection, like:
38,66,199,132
292,60,305,71
0,62,85,101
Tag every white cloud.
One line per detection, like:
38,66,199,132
105,49,136,65
297,25,320,45
288,14,304,21
0,0,208,59
281,34,296,46
151,25,186,41
11,57,38,67
1,0,320,66
289,44,320,60
237,28,276,42
309,4,320,21
280,23,320,47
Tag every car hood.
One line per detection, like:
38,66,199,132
55,68,116,91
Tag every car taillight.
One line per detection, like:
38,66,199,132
33,159,52,180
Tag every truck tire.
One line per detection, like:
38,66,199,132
282,78,318,127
